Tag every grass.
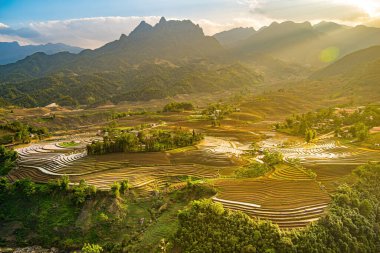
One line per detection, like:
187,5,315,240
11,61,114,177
59,141,80,148
136,202,184,252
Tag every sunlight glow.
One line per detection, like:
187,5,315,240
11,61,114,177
335,0,380,18
319,47,340,63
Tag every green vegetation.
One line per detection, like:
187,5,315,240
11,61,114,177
59,141,80,148
305,128,317,143
203,103,235,127
163,102,194,112
0,145,18,176
0,175,215,252
81,243,103,253
235,151,283,178
0,63,262,107
0,121,49,144
276,106,380,142
235,162,270,178
176,199,286,253
175,162,380,252
87,129,203,155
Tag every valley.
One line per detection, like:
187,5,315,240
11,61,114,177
1,10,380,252
4,90,379,232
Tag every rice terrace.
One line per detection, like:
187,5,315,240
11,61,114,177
5,94,380,231
2,1,380,252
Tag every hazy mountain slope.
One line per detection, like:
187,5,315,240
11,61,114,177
233,21,320,64
0,42,83,65
232,21,380,66
0,62,262,107
213,27,256,47
308,46,380,102
311,46,380,79
0,52,78,83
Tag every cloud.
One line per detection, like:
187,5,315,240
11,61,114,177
28,16,162,49
239,0,377,23
196,17,273,35
1,16,266,49
0,24,42,45
0,23,9,29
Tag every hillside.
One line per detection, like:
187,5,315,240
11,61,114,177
306,46,380,102
0,18,260,107
0,42,83,65
213,27,256,47
0,62,262,107
232,21,380,66
311,46,380,79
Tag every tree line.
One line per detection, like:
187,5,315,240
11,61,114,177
276,106,380,142
0,121,49,144
87,129,203,155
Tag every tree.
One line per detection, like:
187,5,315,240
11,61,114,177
159,239,171,253
176,199,282,252
0,145,18,175
120,179,130,195
305,129,317,143
81,243,103,253
262,151,283,166
351,122,369,141
14,178,36,197
72,180,88,205
58,175,70,191
111,182,121,198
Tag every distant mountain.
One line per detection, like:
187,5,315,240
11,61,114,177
0,17,223,83
313,21,349,34
213,27,256,47
0,18,262,107
0,41,83,65
310,46,380,102
312,46,380,79
231,21,380,66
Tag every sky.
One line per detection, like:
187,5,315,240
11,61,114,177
0,0,380,49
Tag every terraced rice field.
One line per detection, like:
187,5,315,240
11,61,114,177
8,140,222,192
213,178,330,228
9,128,380,229
269,164,313,181
211,135,380,228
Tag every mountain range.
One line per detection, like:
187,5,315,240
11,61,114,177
0,41,83,65
0,18,261,107
213,27,256,47
225,21,380,66
0,17,380,107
